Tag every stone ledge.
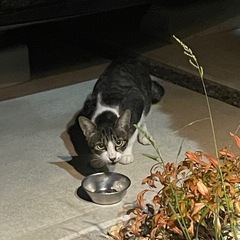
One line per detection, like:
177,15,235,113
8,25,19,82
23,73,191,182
140,56,240,108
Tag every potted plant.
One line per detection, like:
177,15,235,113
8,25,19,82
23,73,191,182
108,37,240,240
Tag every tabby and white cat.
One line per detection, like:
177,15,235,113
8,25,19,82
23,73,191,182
78,58,164,169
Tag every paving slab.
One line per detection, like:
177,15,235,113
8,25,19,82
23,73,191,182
0,77,239,240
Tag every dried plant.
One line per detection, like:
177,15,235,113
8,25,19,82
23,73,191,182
108,37,240,240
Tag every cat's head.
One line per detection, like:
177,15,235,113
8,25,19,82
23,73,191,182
78,110,131,167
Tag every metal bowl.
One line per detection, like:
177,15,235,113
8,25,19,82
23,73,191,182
82,172,131,205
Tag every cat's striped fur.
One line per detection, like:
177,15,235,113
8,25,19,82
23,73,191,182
78,58,164,168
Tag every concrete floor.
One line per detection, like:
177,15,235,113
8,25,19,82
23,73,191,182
0,14,239,240
0,77,239,240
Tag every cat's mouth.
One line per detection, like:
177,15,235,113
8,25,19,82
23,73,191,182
108,161,117,165
90,157,118,168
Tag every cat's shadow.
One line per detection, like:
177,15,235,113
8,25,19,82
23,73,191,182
52,110,108,202
56,110,107,181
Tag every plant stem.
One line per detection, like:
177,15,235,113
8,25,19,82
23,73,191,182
173,35,218,158
134,124,165,166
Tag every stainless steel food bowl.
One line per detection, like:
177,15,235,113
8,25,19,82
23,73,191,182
82,172,131,205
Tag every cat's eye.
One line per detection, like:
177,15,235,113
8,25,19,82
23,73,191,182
94,143,105,151
115,140,126,147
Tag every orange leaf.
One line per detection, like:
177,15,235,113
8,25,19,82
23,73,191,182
219,147,236,159
185,151,208,166
215,216,222,233
203,153,219,168
196,179,210,199
188,220,194,236
142,175,157,188
230,132,240,148
225,176,240,183
191,202,205,216
235,201,240,214
153,195,161,205
137,190,149,209
229,184,236,196
131,214,148,236
131,219,142,236
167,220,183,236
187,181,199,197
180,201,186,214
186,193,195,199
152,212,167,227
150,227,160,239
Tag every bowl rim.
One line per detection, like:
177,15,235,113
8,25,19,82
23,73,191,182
82,172,131,195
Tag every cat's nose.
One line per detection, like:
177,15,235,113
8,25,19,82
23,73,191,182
109,157,116,162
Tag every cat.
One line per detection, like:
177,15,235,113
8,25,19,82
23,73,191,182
78,58,164,169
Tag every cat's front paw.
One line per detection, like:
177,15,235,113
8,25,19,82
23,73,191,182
137,124,151,145
138,134,150,145
119,154,134,165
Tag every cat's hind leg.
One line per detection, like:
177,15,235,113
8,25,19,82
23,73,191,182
137,122,151,145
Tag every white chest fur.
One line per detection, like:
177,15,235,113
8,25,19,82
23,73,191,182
91,94,120,123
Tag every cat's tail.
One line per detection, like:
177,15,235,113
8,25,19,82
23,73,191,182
151,81,165,104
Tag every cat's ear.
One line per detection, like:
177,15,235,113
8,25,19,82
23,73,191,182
115,109,131,131
78,116,97,138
